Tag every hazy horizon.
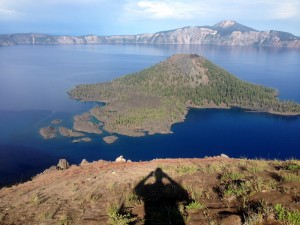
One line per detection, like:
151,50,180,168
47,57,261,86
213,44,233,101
0,0,299,36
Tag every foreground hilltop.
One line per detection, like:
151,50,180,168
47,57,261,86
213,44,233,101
1,20,299,47
0,157,299,224
69,54,300,136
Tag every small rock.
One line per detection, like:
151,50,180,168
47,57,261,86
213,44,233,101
103,135,118,144
112,171,117,175
115,155,126,162
220,215,241,225
51,119,62,124
57,159,69,170
127,159,132,162
39,126,56,139
72,137,92,143
80,159,88,165
220,153,229,158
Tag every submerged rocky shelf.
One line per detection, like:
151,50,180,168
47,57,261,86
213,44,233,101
68,54,300,137
39,126,56,139
103,135,118,144
39,114,101,142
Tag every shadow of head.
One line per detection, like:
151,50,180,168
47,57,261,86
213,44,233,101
133,167,191,225
154,167,163,181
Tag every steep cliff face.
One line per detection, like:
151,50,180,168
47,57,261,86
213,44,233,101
146,21,299,47
1,20,299,47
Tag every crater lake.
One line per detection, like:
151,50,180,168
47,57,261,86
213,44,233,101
0,44,299,186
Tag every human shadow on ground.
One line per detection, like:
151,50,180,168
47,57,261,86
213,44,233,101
134,168,191,225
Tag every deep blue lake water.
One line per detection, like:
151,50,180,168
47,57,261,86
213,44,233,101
0,44,300,186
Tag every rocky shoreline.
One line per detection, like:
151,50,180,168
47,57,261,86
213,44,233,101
68,102,300,138
58,126,84,137
68,54,300,138
73,113,102,134
39,113,105,143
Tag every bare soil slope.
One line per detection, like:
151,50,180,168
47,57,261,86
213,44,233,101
0,157,299,225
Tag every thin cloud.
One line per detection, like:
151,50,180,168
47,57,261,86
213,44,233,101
123,0,300,21
0,7,23,21
0,8,18,15
0,0,299,35
271,1,300,20
136,1,179,19
0,0,110,23
124,0,210,20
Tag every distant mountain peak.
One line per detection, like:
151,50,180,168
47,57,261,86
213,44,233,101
214,20,237,28
213,20,257,33
1,21,299,47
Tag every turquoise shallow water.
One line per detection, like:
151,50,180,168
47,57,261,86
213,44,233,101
0,44,299,186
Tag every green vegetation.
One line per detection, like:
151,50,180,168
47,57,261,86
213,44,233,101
221,177,276,199
186,201,206,212
39,209,57,220
69,54,300,136
175,164,198,175
285,163,300,171
198,162,229,174
279,172,300,182
58,214,72,225
274,204,300,225
107,204,137,225
125,192,142,207
184,185,205,200
88,192,102,202
223,182,249,198
0,212,5,222
220,172,245,182
30,194,42,206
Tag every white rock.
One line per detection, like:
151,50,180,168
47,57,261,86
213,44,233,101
57,159,69,170
80,159,88,165
115,155,126,162
220,153,229,158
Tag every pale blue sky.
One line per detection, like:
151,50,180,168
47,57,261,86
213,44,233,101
0,0,299,36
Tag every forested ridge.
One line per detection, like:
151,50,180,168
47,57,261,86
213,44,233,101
69,54,300,136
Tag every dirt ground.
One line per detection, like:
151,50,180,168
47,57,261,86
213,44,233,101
0,157,299,225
